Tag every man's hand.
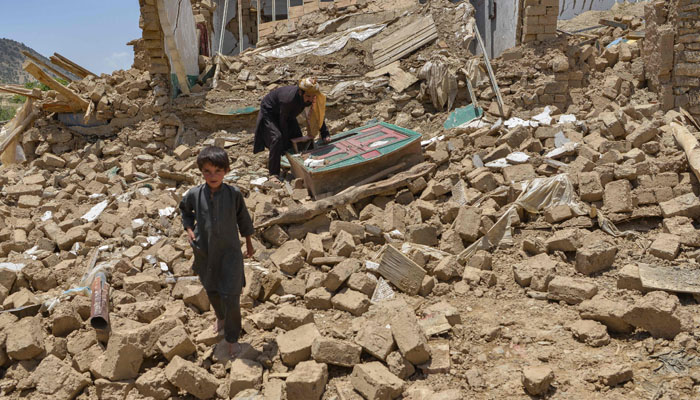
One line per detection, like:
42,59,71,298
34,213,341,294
186,228,195,243
244,236,254,258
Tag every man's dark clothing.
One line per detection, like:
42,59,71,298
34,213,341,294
253,85,330,176
179,183,254,344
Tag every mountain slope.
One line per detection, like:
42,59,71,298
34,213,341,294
0,38,71,84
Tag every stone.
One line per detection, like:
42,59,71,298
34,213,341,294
623,291,682,339
228,359,263,397
570,320,610,347
578,297,633,333
387,350,415,379
277,323,322,366
522,365,554,396
351,362,405,400
182,284,210,313
604,180,632,213
355,321,395,361
157,325,196,361
598,364,633,387
575,243,617,275
544,204,573,223
6,316,44,360
286,361,328,400
90,334,144,380
270,239,306,275
304,287,333,310
547,276,598,304
31,355,90,399
135,367,177,400
617,264,644,292
332,289,370,316
324,258,360,292
391,310,430,365
164,355,220,399
50,302,82,337
659,193,700,219
649,233,680,260
311,336,362,367
274,305,314,331
333,230,356,257
454,207,481,242
347,272,377,296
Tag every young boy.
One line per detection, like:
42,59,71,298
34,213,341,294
179,146,254,356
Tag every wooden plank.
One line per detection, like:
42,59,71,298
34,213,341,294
238,0,244,54
42,102,75,113
373,25,435,60
49,56,88,80
52,53,97,78
0,99,39,157
378,244,426,295
373,27,437,66
20,50,73,83
23,61,89,111
0,85,42,100
599,19,628,30
638,264,700,295
372,17,437,68
474,25,504,118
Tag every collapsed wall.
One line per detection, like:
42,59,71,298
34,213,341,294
644,0,700,117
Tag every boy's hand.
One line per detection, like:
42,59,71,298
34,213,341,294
186,228,195,243
244,236,254,258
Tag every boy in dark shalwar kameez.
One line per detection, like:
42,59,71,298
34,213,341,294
179,146,254,356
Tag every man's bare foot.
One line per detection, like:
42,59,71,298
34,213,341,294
212,319,224,334
269,175,282,185
228,342,241,357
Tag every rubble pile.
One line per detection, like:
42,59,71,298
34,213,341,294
2,0,700,399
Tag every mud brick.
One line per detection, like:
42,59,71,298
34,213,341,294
311,337,362,367
173,145,192,160
227,359,263,397
304,232,324,263
157,326,196,361
454,206,481,242
548,276,598,304
649,233,680,260
544,204,573,223
662,216,700,246
660,193,700,218
604,180,633,213
286,361,328,400
277,323,321,366
470,170,499,193
351,362,405,400
90,334,144,380
31,355,90,399
332,289,370,316
522,365,554,396
578,172,604,201
6,316,44,360
502,164,537,183
354,321,395,361
324,258,360,291
304,287,333,310
575,243,617,275
390,310,430,365
164,355,219,399
274,305,314,331
545,228,581,252
623,291,682,339
578,297,633,334
270,239,306,275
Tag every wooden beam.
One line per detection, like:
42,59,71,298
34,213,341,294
22,61,89,111
20,50,73,83
474,24,504,118
238,0,244,54
0,85,43,100
0,99,39,157
257,0,261,44
49,56,88,80
42,102,75,113
52,52,96,78
671,120,700,183
378,244,426,295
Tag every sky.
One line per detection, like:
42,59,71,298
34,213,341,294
2,1,141,75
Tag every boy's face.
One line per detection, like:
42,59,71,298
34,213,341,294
200,162,228,190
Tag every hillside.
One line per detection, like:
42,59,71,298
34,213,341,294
0,38,69,84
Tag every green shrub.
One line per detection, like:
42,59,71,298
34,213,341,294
0,106,16,121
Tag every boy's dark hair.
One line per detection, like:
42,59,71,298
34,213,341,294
197,146,230,170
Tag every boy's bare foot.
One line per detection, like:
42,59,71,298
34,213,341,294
213,319,224,334
269,175,282,185
228,342,241,357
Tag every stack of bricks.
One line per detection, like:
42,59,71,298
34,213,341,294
521,0,559,43
673,0,700,117
259,0,357,40
138,0,169,75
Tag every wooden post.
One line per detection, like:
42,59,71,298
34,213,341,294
257,0,261,45
21,50,73,83
23,61,89,111
474,25,504,118
671,120,700,183
272,0,276,21
238,0,243,54
218,0,230,54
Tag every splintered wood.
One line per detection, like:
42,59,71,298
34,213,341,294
371,15,438,69
22,61,89,112
378,244,426,295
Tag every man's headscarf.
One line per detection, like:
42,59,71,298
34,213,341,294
299,78,326,138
